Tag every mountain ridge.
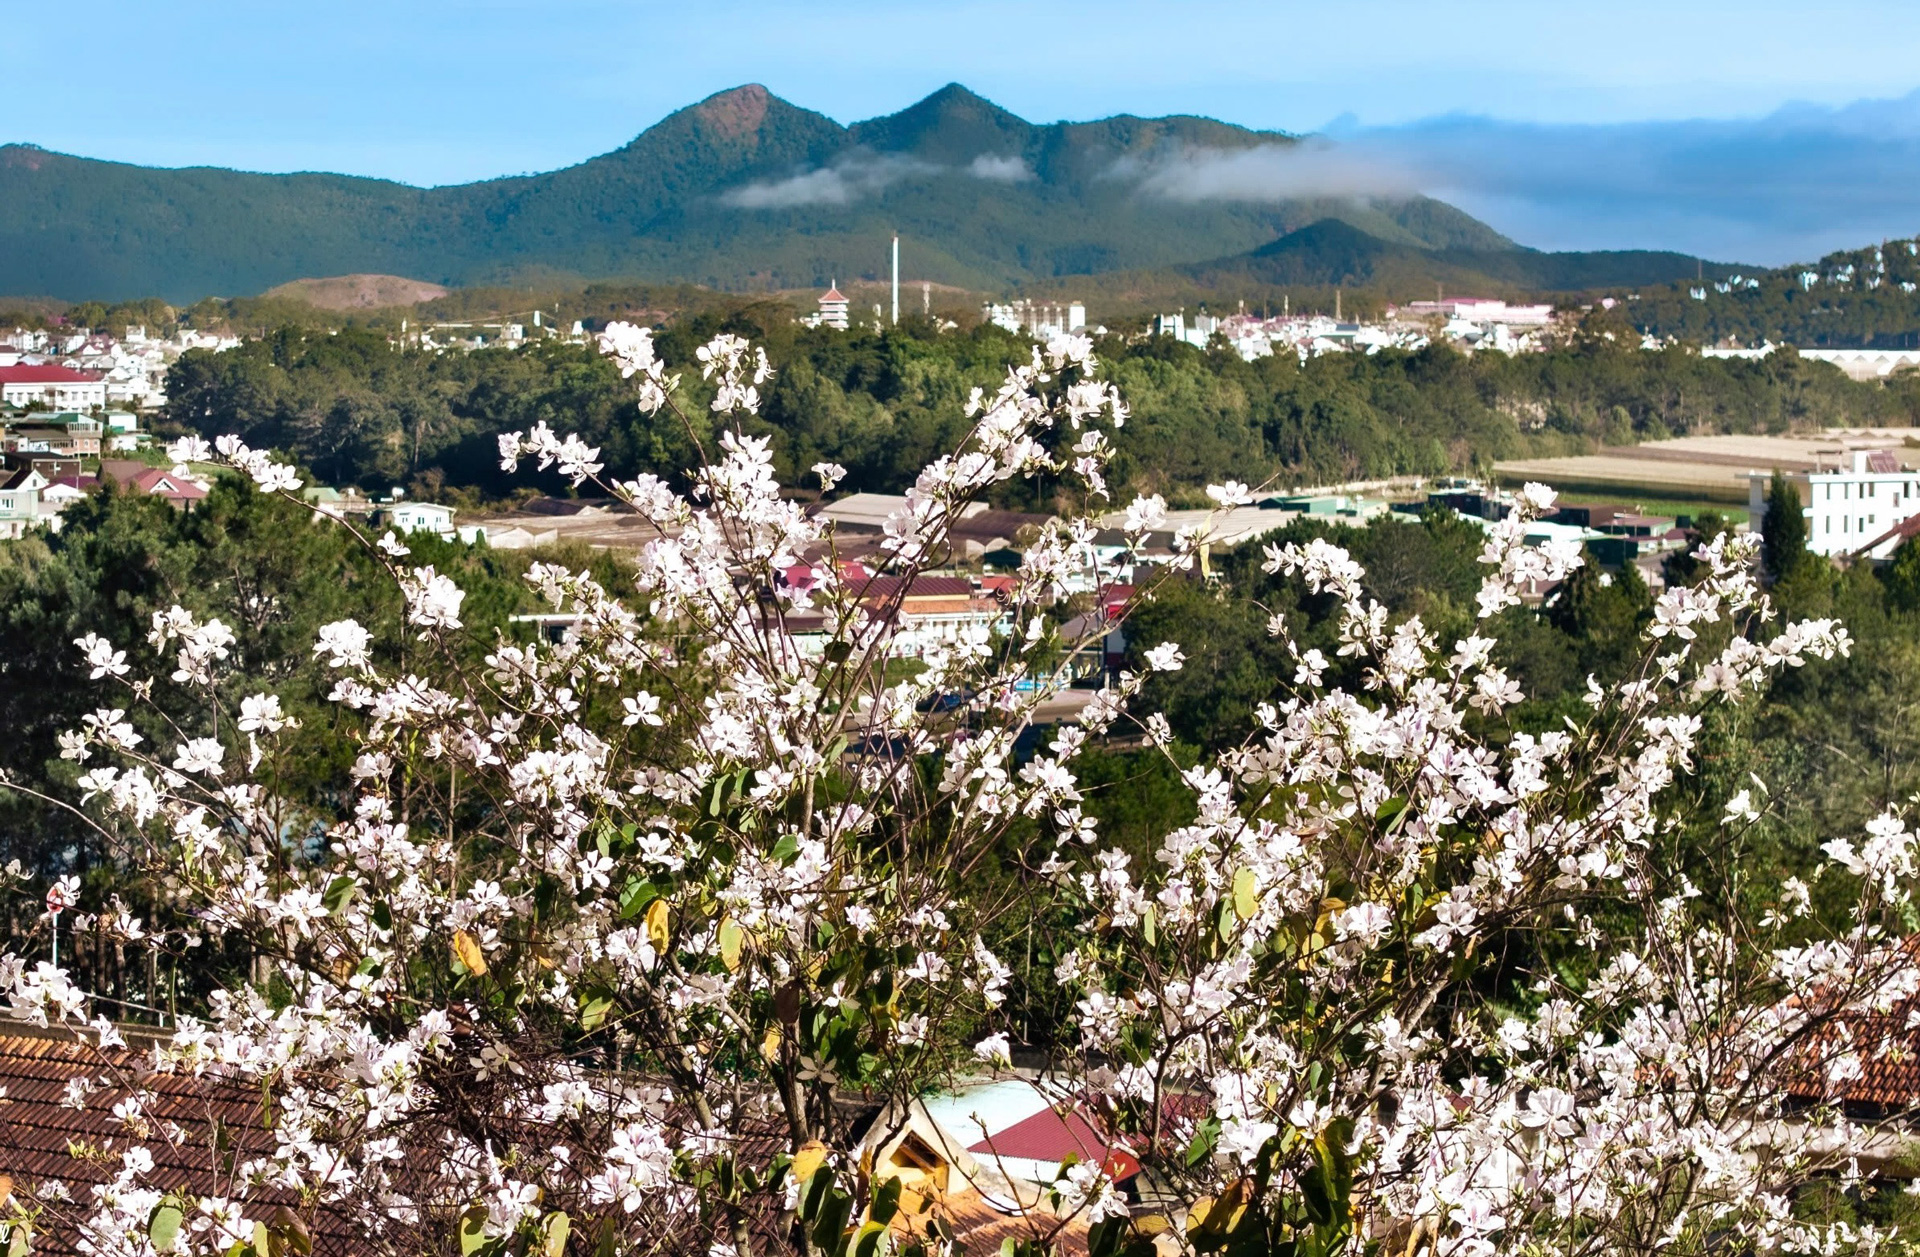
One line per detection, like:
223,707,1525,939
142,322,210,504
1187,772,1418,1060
0,83,1697,303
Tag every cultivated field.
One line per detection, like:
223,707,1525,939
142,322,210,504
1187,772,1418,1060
1494,429,1920,504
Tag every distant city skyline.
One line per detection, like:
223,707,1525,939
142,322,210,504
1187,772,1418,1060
15,1,1920,264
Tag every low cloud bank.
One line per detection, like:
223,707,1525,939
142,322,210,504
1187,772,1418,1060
1139,91,1920,266
721,153,935,208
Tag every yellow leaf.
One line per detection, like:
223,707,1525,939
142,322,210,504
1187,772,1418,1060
1184,1197,1215,1231
761,1026,783,1061
1232,868,1257,920
645,899,671,953
719,918,743,972
790,1140,829,1185
451,930,487,976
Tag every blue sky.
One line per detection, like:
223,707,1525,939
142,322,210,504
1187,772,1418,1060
16,0,1920,263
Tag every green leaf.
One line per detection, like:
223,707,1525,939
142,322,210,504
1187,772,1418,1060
1375,795,1408,823
824,640,853,664
771,834,801,864
459,1207,489,1257
811,1187,854,1253
1141,904,1156,946
1301,1160,1335,1227
852,1221,890,1257
322,875,356,917
579,991,615,1032
617,877,657,920
541,1211,570,1257
1183,1116,1221,1167
148,1201,184,1252
870,1174,904,1226
800,1164,836,1224
6,1224,28,1257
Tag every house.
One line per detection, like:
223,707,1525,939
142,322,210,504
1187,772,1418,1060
0,464,44,538
101,410,141,452
920,1079,1140,1194
100,462,208,511
379,501,456,536
38,474,98,513
0,364,108,410
851,1097,1089,1253
853,574,1012,657
0,451,80,481
3,416,102,457
1748,450,1920,560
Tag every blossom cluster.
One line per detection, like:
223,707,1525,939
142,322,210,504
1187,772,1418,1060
1,322,1909,1257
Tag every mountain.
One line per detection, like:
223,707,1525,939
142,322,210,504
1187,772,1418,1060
0,83,1707,304
1176,219,1727,295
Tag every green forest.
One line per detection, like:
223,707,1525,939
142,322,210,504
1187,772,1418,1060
156,311,1920,504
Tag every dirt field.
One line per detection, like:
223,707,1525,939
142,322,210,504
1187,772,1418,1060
261,274,450,309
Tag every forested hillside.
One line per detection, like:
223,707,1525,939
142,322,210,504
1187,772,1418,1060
0,83,1710,303
1626,235,1920,346
160,311,1920,502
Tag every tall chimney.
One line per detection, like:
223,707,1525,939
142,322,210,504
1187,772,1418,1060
891,235,900,326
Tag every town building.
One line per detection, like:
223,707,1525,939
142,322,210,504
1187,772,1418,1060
1400,297,1555,326
1748,450,1920,561
3,415,103,456
986,300,1086,340
380,501,457,536
100,461,209,511
806,281,851,331
0,464,45,538
0,363,109,410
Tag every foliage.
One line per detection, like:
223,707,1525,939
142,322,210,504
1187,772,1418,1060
4,324,1917,1257
1763,469,1809,584
164,318,1920,509
1627,235,1920,348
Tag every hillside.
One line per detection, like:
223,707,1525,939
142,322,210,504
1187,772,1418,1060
0,83,1708,304
1016,219,1732,313
261,274,449,309
1620,236,1920,347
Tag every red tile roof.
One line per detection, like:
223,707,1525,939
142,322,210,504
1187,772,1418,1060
126,468,207,501
967,1104,1141,1182
0,1030,359,1254
0,365,102,384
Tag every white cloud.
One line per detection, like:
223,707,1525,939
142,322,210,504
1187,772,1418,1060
1121,139,1421,202
721,154,933,208
967,153,1033,182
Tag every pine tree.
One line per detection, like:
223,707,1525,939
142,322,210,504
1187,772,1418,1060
1762,470,1807,585
1885,536,1920,613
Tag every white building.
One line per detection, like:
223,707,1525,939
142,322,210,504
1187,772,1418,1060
381,501,456,536
0,364,107,410
1400,298,1554,327
986,300,1086,340
0,466,45,539
804,282,850,331
1748,450,1920,560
